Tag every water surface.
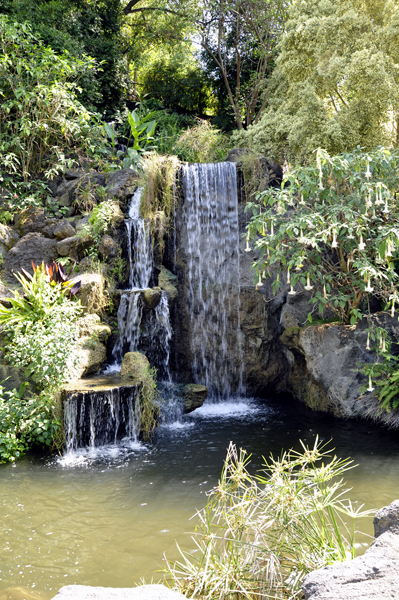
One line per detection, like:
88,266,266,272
1,394,399,599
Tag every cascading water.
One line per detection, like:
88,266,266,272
183,162,244,400
111,189,173,377
63,381,141,451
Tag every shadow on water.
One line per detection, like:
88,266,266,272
1,393,399,599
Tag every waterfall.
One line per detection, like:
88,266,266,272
183,162,244,400
111,189,173,379
63,383,141,451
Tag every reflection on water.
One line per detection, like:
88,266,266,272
1,394,399,599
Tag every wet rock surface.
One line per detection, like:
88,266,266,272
180,384,208,413
303,500,399,600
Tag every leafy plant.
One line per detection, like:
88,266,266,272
362,327,399,413
0,16,98,181
172,120,229,163
0,264,82,389
246,147,399,325
0,382,62,462
167,439,373,600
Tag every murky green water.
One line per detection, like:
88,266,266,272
1,394,399,600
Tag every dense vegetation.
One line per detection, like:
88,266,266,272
0,1,398,596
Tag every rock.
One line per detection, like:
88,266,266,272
142,287,162,309
52,584,186,600
158,266,178,302
14,207,47,236
53,220,76,240
280,312,399,427
181,384,208,413
107,200,125,228
59,172,106,205
70,314,111,379
120,352,150,379
3,233,58,279
98,234,119,260
0,364,36,395
78,256,94,272
57,192,73,208
76,313,111,343
75,215,90,232
71,273,106,314
302,500,399,600
374,500,399,537
56,234,92,261
105,169,139,199
63,169,86,181
0,223,19,257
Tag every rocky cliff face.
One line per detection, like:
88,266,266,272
162,162,399,427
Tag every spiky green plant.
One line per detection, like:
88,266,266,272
166,439,373,600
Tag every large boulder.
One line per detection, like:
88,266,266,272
53,220,76,240
14,207,47,236
98,234,119,260
52,585,186,600
142,287,162,309
56,234,92,261
181,384,208,413
71,273,107,314
2,233,57,279
120,352,150,379
280,312,399,427
105,169,139,200
70,314,111,379
0,364,37,395
303,500,399,600
0,223,19,258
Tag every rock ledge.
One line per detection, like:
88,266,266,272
52,584,185,600
303,500,399,600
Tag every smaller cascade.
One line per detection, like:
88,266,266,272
111,190,174,379
126,188,153,289
63,378,141,451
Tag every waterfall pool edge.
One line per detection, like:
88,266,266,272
1,393,399,600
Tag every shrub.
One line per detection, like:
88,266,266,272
0,383,62,463
0,16,98,181
172,120,229,163
246,147,399,325
0,264,82,390
167,440,372,600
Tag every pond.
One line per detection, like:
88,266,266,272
1,394,399,599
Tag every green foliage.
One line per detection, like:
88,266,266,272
0,383,62,462
246,147,399,325
362,328,399,413
140,60,210,115
234,0,399,162
167,439,372,600
0,264,81,390
172,120,230,163
1,0,128,117
87,200,118,243
0,16,98,181
139,365,160,440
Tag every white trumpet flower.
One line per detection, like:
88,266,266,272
287,268,290,284
288,285,297,296
323,284,327,299
257,273,263,287
367,374,374,392
304,274,313,291
364,277,374,293
358,235,366,251
245,240,251,252
331,230,338,248
366,333,370,351
365,160,371,179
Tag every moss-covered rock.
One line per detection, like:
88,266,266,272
158,266,178,303
120,352,150,380
142,287,162,309
70,314,111,379
180,384,208,413
71,273,107,314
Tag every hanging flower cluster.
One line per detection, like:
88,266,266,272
245,147,399,325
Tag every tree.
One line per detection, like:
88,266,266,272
0,0,128,116
197,0,288,130
234,0,399,162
